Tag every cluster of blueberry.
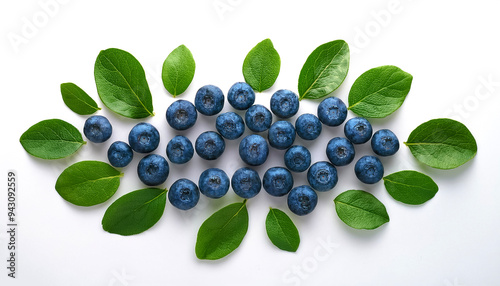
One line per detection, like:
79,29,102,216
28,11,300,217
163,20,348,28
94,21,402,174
82,82,399,216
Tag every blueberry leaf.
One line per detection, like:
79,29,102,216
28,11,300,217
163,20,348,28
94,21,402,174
334,190,389,230
383,170,438,205
60,82,100,115
243,38,281,92
266,208,300,252
102,188,167,236
19,119,86,159
162,45,196,97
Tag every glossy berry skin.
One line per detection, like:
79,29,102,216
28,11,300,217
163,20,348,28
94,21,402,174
263,167,294,197
166,99,198,130
270,89,299,119
195,85,224,116
344,117,373,144
295,113,322,140
216,112,245,140
317,97,347,126
231,167,261,199
198,168,230,199
326,137,356,166
107,141,133,168
128,122,160,153
245,104,272,132
195,131,225,160
137,154,169,186
284,145,311,173
227,82,255,110
307,161,338,192
83,115,112,143
371,129,400,156
268,120,296,150
355,155,384,184
287,185,318,216
239,134,269,166
168,178,200,210
166,135,194,164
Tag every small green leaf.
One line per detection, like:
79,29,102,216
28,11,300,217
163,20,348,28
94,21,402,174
162,45,196,97
94,48,154,118
20,119,86,159
404,118,477,169
383,170,438,205
348,65,413,118
334,190,389,230
243,38,281,92
266,208,300,252
60,82,100,115
102,188,167,236
55,161,122,206
298,40,350,100
196,200,248,260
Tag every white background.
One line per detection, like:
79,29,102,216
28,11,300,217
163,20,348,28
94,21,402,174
1,0,500,285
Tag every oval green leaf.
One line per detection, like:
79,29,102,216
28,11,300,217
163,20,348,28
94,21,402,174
196,200,248,260
55,161,122,206
266,208,300,252
94,48,154,118
162,44,196,97
243,38,281,92
19,119,86,159
102,188,167,236
383,170,438,205
298,40,350,100
334,190,389,230
404,118,478,169
348,65,413,118
60,82,100,115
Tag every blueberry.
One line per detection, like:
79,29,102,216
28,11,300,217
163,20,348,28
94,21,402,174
287,185,318,216
168,178,200,210
128,122,160,153
227,82,255,110
198,168,230,199
317,97,347,126
354,155,384,184
295,113,322,140
195,85,224,116
371,129,400,156
245,104,272,132
344,117,373,144
284,145,311,173
195,131,225,160
270,89,299,118
83,115,112,143
326,137,355,166
137,154,169,186
307,161,338,192
216,112,245,140
166,99,198,130
263,167,294,197
107,141,133,168
239,134,269,166
166,135,194,164
231,167,261,199
268,120,296,150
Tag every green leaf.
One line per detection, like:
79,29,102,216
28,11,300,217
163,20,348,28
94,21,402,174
94,48,154,118
60,82,100,115
196,200,248,260
348,65,413,118
404,118,477,169
334,190,389,230
162,45,196,97
102,188,167,236
19,119,86,159
298,40,350,100
55,161,122,206
242,38,281,92
383,170,438,205
265,208,300,252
